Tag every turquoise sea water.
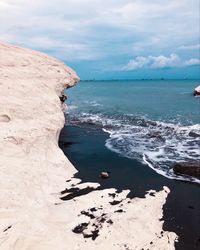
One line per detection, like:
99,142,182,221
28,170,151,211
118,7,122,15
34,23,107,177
65,80,200,183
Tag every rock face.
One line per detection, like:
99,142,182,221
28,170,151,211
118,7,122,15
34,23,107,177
173,162,200,179
0,42,80,249
193,85,200,96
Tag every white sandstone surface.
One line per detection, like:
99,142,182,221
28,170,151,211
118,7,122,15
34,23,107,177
0,43,177,249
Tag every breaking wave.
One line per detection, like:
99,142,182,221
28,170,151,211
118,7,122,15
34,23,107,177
66,111,200,183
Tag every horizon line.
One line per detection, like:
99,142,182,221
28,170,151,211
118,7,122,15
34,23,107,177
80,78,200,82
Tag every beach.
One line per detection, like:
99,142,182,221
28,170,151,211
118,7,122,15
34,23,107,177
60,125,200,249
0,43,179,249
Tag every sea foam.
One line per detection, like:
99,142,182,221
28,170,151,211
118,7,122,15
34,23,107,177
67,111,200,183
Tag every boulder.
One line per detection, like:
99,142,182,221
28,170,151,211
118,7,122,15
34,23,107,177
193,85,200,96
100,171,110,179
173,162,200,179
188,131,200,138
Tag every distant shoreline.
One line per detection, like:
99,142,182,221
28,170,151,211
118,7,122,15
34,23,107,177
80,79,200,82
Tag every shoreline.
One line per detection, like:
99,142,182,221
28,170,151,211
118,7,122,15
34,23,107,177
60,124,200,250
0,43,177,249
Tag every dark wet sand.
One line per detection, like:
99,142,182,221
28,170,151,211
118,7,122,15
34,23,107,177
59,125,200,250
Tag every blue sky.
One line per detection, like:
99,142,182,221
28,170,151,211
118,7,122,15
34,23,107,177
0,0,200,79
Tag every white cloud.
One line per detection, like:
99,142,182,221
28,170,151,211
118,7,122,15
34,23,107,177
184,58,200,66
178,44,200,50
122,56,150,70
150,54,180,69
122,54,200,71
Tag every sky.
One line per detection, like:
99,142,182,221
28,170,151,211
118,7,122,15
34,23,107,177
0,0,200,80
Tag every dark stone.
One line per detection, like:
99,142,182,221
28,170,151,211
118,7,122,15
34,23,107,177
91,229,99,240
173,162,200,179
72,223,89,234
99,217,106,223
83,228,100,240
109,200,122,205
83,233,93,238
59,94,67,102
108,193,116,198
90,207,97,212
80,210,95,219
106,219,113,224
114,209,124,213
189,131,200,138
193,90,200,96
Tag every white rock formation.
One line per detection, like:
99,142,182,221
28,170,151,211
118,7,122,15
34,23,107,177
0,43,177,250
194,85,200,96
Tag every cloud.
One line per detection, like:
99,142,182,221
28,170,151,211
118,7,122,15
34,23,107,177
122,56,150,70
150,54,180,69
184,58,200,66
18,36,101,60
178,44,200,50
0,0,199,63
122,54,200,71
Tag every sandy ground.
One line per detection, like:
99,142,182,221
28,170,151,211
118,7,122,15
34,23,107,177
0,42,177,250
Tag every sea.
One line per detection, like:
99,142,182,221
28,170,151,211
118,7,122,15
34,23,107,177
64,80,200,184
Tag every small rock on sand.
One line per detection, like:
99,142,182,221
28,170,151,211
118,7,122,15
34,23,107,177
100,172,110,179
